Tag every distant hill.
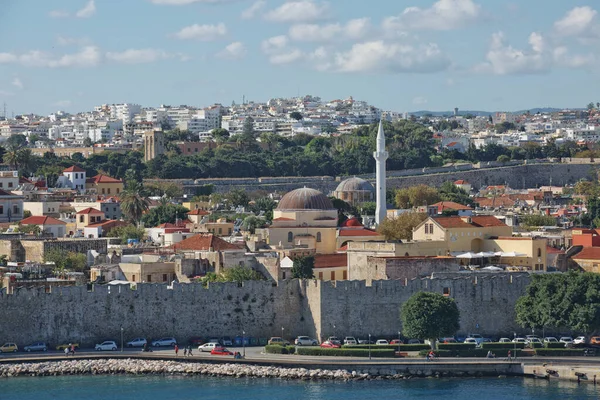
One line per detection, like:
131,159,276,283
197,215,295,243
410,108,579,117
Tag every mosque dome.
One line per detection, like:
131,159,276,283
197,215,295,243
335,177,375,193
341,217,363,227
276,188,335,211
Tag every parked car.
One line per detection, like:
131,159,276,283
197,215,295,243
590,336,600,345
295,336,318,346
56,343,79,351
211,346,233,356
126,338,147,348
151,337,177,347
574,336,587,345
320,340,341,348
221,337,233,346
559,337,574,345
543,337,558,343
407,339,421,344
440,337,457,344
498,338,511,343
358,338,375,344
198,342,219,352
208,338,221,345
343,337,358,346
526,338,543,347
268,337,290,346
375,339,389,346
0,343,18,353
95,341,118,351
467,334,484,345
464,338,479,346
390,339,404,345
23,342,47,352
327,336,342,346
512,338,527,343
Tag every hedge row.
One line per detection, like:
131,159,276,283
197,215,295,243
296,347,395,357
481,342,526,349
438,343,476,350
342,344,430,351
545,342,567,349
265,345,296,354
535,349,586,356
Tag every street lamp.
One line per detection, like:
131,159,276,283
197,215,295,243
368,334,371,360
120,326,124,353
513,332,516,361
281,327,284,341
242,330,246,358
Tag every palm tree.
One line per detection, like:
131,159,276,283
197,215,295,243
120,189,150,226
3,150,19,170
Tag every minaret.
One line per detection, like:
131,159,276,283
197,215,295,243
374,119,388,225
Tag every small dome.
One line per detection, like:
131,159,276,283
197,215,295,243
277,188,335,211
335,177,374,193
341,217,363,227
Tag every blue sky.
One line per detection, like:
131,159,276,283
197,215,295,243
0,0,599,115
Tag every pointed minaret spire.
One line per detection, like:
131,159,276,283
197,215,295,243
374,118,388,225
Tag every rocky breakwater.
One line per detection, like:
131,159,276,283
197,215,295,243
0,359,480,380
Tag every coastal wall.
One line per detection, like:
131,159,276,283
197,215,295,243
157,163,597,195
0,274,529,346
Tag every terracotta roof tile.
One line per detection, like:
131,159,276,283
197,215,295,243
86,174,123,184
431,201,473,212
172,234,243,251
20,216,66,225
432,216,507,229
314,253,347,269
77,207,104,215
63,165,85,173
187,209,210,216
573,247,600,260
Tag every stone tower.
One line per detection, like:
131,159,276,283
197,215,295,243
373,119,388,225
144,130,165,162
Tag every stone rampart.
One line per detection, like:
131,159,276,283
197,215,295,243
0,274,530,346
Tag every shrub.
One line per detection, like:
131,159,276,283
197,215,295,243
535,349,586,357
345,344,430,351
482,342,525,349
545,342,566,349
438,343,476,350
296,347,395,357
419,349,453,357
528,342,543,349
265,345,296,355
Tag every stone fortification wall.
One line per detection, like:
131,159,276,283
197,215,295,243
0,274,529,346
168,163,596,195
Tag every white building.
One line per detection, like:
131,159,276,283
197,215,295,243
57,165,86,190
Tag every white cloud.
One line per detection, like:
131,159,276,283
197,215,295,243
265,1,330,23
57,35,92,46
288,18,371,42
172,23,227,40
261,35,290,53
241,0,266,19
333,41,450,73
383,0,481,32
475,32,546,75
554,6,599,38
11,78,23,90
0,53,17,64
76,0,96,18
269,49,303,64
217,42,247,59
48,46,102,68
412,96,428,105
106,49,171,64
553,46,596,69
49,10,70,18
150,0,239,4
0,90,14,97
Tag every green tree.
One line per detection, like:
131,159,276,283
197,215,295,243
377,212,428,241
241,215,267,234
291,255,315,279
44,249,87,272
358,201,376,216
515,272,600,334
289,111,303,121
401,292,460,347
15,224,41,235
497,154,511,163
220,266,265,283
106,225,147,244
120,189,150,225
438,181,473,206
141,203,189,227
83,137,93,147
588,102,596,110
520,214,557,227
211,128,230,145
250,197,276,221
228,189,250,208
395,185,440,209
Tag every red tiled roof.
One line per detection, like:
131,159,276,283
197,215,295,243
86,174,123,184
573,247,600,261
474,197,515,208
431,201,473,212
454,180,469,185
63,165,85,173
172,234,243,251
314,253,347,269
433,216,507,229
187,209,210,216
20,216,66,225
156,220,191,229
546,246,564,254
77,207,104,215
341,217,363,227
86,220,128,229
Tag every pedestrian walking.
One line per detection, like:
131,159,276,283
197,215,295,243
187,345,193,357
174,344,179,356
507,350,511,361
183,347,188,357
70,344,76,356
64,347,69,357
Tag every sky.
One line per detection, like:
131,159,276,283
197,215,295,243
0,0,600,115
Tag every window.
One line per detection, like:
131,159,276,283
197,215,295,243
330,271,335,280
8,182,12,188
342,271,347,280
537,248,542,257
107,188,111,194
102,188,105,194
147,275,152,282
132,275,136,282
218,228,222,235
113,208,116,212
316,232,322,242
0,206,3,215
282,271,286,280
228,228,232,235
75,173,78,179
0,183,3,188
163,274,168,282
318,272,323,280
287,232,293,242
80,216,84,223
443,287,451,297
116,188,120,194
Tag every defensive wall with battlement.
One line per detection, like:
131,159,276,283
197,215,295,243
0,273,532,346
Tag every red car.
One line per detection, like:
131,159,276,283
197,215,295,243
211,347,233,356
390,339,403,345
320,340,341,348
